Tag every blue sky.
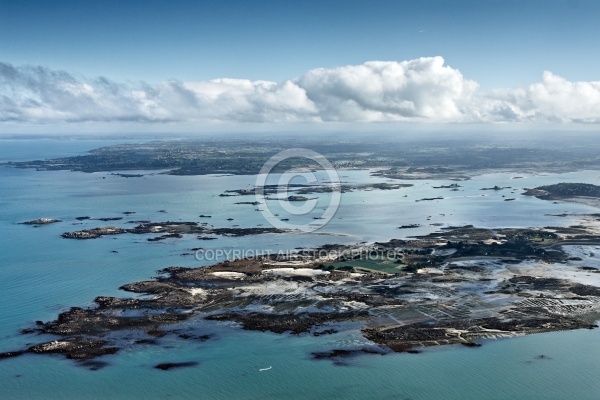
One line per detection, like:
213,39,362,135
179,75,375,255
1,0,599,132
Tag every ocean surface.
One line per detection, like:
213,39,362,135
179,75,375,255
1,138,599,399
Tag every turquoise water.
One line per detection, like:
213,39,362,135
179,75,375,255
2,325,600,399
1,139,599,399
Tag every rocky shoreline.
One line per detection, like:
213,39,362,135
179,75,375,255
3,225,600,368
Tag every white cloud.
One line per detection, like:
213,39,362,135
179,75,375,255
182,78,319,122
297,56,478,121
477,72,600,123
1,58,600,126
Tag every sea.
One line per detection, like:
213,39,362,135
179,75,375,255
1,137,599,399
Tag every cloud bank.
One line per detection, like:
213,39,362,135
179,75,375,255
1,57,600,125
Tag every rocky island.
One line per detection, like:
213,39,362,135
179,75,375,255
524,183,600,208
3,224,600,368
61,221,283,240
20,218,61,225
524,183,600,200
223,182,413,198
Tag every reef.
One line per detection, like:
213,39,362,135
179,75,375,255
154,361,199,370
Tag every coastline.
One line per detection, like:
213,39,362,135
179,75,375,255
2,139,600,399
4,223,600,367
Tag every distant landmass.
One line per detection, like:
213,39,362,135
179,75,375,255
5,137,600,176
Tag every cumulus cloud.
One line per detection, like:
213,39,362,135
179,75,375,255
298,56,478,121
476,72,600,123
0,62,318,124
1,58,600,125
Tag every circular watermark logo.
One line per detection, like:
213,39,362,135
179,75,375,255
255,148,341,232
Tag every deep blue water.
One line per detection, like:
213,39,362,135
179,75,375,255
0,138,599,399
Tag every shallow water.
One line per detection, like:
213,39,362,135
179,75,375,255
1,139,599,399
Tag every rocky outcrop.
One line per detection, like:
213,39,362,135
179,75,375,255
28,338,118,360
205,311,368,335
154,361,198,370
21,218,61,225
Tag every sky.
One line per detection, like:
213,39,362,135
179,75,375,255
1,0,599,134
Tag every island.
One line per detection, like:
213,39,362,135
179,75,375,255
524,183,600,207
286,195,313,202
3,224,600,368
61,221,284,240
480,185,510,191
524,183,600,200
224,182,413,198
20,218,61,225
